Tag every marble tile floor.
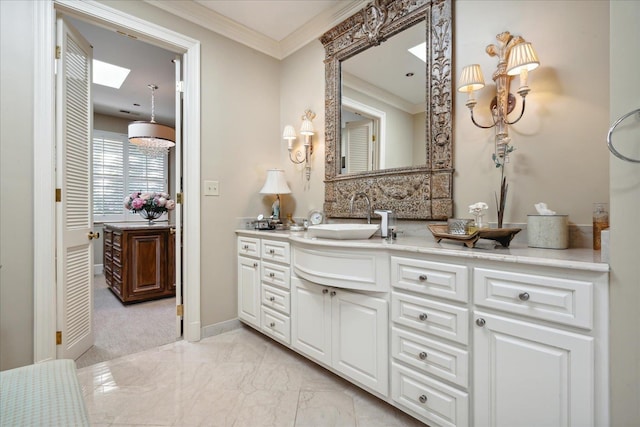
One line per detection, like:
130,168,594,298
77,326,426,427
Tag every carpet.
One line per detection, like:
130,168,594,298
75,274,177,368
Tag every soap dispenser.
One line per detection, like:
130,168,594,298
374,209,396,240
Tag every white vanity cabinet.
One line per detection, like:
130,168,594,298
291,276,389,396
472,265,607,427
389,255,470,427
237,236,261,327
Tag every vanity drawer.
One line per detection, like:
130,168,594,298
112,247,122,264
104,229,112,244
391,256,468,303
392,291,469,345
391,326,468,388
261,239,290,264
261,306,290,345
391,362,469,427
112,232,122,248
261,261,291,290
261,283,290,315
237,236,260,258
474,268,594,329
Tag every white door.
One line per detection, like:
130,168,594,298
55,17,95,360
474,311,594,427
237,256,260,327
345,119,374,173
173,56,183,338
331,289,388,395
291,277,331,365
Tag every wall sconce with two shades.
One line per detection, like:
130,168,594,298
283,109,316,180
457,31,540,162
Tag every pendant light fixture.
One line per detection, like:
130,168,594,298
128,84,175,157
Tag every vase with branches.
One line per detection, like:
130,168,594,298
491,135,516,228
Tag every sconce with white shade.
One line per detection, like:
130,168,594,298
128,84,175,157
284,109,316,180
458,32,540,161
259,169,291,223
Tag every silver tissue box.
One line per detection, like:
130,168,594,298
447,218,473,235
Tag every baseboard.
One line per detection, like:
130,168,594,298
94,264,103,275
201,318,242,339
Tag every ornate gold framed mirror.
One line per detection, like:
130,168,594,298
320,0,452,219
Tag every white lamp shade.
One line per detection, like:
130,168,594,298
259,169,291,195
457,64,485,93
283,125,297,140
128,121,176,147
300,118,314,136
507,42,540,75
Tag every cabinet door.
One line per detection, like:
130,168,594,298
291,277,331,365
474,311,594,427
128,232,166,297
332,289,388,395
238,256,261,327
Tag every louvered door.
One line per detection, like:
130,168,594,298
345,119,373,173
55,17,95,360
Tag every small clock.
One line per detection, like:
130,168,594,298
307,209,325,225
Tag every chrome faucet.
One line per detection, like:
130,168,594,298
349,192,371,224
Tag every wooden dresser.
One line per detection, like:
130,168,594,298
103,223,175,304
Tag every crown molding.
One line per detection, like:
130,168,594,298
145,0,366,60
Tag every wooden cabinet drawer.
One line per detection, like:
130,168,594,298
238,236,260,258
112,248,122,264
391,326,468,388
392,291,469,345
392,362,469,427
261,239,290,264
104,229,112,244
391,256,468,303
112,263,122,280
261,306,290,345
474,268,594,329
261,283,290,315
113,232,122,248
104,244,112,259
261,261,290,290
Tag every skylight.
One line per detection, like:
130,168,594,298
408,42,427,63
93,59,130,89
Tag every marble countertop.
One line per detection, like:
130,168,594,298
104,222,172,230
236,228,609,273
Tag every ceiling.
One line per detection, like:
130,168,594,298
70,0,421,126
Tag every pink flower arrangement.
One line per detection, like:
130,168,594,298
123,191,176,214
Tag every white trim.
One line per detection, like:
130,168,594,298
94,264,103,276
342,97,387,170
34,0,202,363
33,0,57,364
144,0,366,60
201,318,242,339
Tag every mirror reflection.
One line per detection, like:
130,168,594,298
340,22,426,174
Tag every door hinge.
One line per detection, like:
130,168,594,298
55,45,61,59
176,193,183,204
372,135,376,142
176,81,184,93
176,304,184,316
55,188,62,202
56,331,62,345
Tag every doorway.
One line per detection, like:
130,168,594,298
33,0,202,364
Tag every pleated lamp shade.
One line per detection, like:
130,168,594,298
457,64,485,93
259,169,291,195
507,42,540,75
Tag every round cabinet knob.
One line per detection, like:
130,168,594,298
418,313,428,321
269,322,275,328
476,318,486,327
418,274,428,282
269,249,275,254
518,292,530,301
418,352,428,360
322,289,329,294
330,291,337,297
243,245,249,250
253,262,258,268
418,395,428,404
269,272,275,278
269,296,275,302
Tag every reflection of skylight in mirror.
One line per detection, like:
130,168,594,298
408,42,426,63
93,59,130,89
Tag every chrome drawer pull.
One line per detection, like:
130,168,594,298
322,289,329,294
418,352,428,360
269,272,275,278
243,244,249,250
418,395,428,404
269,296,275,302
418,313,428,321
330,290,337,297
418,274,428,281
269,322,275,327
518,292,530,301
269,249,275,254
476,318,486,327
253,262,258,268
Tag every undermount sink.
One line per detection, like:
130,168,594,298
306,224,380,240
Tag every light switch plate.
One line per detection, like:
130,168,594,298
204,180,219,196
